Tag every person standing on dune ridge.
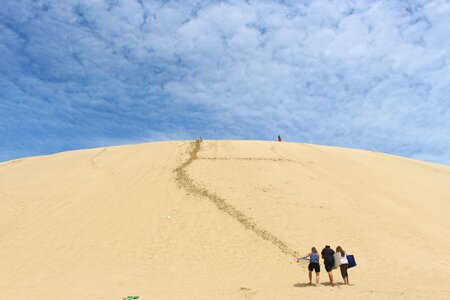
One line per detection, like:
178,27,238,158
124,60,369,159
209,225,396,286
278,135,282,142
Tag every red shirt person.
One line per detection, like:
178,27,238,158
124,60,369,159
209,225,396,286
278,135,282,142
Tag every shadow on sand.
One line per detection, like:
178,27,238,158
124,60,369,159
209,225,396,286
322,282,349,287
293,283,316,288
294,282,350,288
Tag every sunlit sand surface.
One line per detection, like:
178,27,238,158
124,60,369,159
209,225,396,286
1,140,449,299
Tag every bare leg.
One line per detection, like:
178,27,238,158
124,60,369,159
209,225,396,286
315,272,320,286
308,271,312,284
328,272,334,286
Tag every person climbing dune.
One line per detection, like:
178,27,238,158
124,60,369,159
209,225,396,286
298,247,320,286
336,246,350,285
321,245,335,286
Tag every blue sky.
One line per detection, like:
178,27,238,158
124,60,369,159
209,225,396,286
1,0,449,165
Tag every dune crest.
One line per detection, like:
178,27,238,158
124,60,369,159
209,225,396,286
0,140,449,299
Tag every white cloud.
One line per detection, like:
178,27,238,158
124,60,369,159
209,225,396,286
0,0,449,164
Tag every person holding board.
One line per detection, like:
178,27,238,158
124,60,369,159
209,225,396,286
336,246,350,285
297,247,320,286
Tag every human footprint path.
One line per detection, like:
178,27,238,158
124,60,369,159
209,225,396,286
174,140,299,258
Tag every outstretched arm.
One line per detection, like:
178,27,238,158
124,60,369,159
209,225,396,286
297,252,311,261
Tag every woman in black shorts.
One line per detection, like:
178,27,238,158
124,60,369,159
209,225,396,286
298,247,320,286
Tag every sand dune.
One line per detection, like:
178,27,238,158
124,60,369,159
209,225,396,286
0,140,449,299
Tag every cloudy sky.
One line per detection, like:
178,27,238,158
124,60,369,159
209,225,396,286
1,0,449,165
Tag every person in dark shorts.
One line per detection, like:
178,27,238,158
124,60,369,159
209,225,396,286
298,247,320,286
336,246,349,284
321,245,335,286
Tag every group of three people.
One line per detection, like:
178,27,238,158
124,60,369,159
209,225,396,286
298,245,350,286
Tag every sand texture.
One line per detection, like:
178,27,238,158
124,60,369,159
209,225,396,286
0,140,449,299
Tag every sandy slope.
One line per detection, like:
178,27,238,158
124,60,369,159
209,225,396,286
0,140,449,299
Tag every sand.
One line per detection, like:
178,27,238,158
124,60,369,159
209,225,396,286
0,140,449,299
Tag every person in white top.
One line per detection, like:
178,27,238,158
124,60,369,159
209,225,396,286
336,246,350,285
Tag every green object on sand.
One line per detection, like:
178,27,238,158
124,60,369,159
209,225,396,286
123,296,139,300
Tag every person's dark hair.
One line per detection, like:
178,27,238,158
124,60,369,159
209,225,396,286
311,247,317,253
336,246,345,256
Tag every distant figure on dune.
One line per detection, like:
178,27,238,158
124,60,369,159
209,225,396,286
321,245,335,286
277,135,282,142
336,246,350,285
196,136,202,142
298,247,320,286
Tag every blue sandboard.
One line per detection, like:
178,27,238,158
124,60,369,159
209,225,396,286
347,255,357,268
